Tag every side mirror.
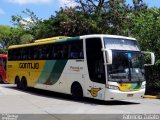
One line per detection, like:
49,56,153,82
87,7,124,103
102,49,112,65
142,51,155,66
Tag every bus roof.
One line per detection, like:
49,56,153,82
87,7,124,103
8,36,80,49
34,36,70,43
0,54,7,58
80,34,136,40
8,34,136,49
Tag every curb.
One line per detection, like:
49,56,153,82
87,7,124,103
143,95,160,99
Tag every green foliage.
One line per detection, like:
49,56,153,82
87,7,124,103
130,8,160,65
51,7,92,36
0,25,33,49
0,25,14,49
20,34,34,44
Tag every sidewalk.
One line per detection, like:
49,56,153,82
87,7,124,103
143,95,160,99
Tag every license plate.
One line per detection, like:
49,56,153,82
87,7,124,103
127,94,133,97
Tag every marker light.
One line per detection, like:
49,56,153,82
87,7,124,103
106,84,119,90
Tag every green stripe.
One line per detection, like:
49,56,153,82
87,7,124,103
134,83,141,89
129,83,141,90
38,60,67,85
37,60,56,84
55,36,80,43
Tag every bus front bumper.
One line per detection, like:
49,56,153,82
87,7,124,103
105,89,145,100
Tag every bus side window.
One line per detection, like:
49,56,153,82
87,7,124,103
8,50,13,60
49,44,55,60
29,47,34,60
54,45,62,59
34,47,40,60
46,44,52,59
53,43,68,59
39,45,48,60
62,45,68,59
21,48,29,60
13,48,21,60
68,40,83,59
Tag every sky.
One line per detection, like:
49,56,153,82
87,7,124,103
0,0,77,26
0,0,160,26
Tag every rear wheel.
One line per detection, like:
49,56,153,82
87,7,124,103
21,77,27,91
71,83,83,101
15,77,21,89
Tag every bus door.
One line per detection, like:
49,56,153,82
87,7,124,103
85,38,106,100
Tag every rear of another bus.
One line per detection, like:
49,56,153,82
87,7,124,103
0,54,7,83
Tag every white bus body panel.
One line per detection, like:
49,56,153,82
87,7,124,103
35,60,85,95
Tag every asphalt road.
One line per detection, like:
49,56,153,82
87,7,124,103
0,84,160,120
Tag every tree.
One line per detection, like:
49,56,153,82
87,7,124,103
130,8,160,65
0,25,32,50
51,7,91,36
20,34,34,44
74,0,136,35
11,9,42,39
0,25,13,49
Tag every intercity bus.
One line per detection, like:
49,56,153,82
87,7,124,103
0,54,7,83
7,35,155,100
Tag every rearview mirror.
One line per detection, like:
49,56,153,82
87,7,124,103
142,51,155,66
102,49,112,65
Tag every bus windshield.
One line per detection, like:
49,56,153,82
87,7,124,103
107,50,145,82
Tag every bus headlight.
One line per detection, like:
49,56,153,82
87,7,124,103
106,84,119,90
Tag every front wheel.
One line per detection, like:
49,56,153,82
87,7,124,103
71,83,83,101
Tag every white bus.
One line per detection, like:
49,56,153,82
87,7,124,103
7,34,155,100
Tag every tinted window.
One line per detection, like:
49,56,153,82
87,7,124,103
86,38,105,84
68,40,84,59
8,48,21,60
21,47,29,60
53,43,68,59
8,40,84,60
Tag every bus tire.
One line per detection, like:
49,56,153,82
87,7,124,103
21,77,27,91
71,83,83,101
15,76,21,89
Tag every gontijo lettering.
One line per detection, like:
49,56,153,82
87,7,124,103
19,63,39,69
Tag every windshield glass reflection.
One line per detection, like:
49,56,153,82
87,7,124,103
107,50,145,82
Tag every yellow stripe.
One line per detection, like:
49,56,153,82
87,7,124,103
8,36,71,49
143,95,160,99
118,83,132,91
